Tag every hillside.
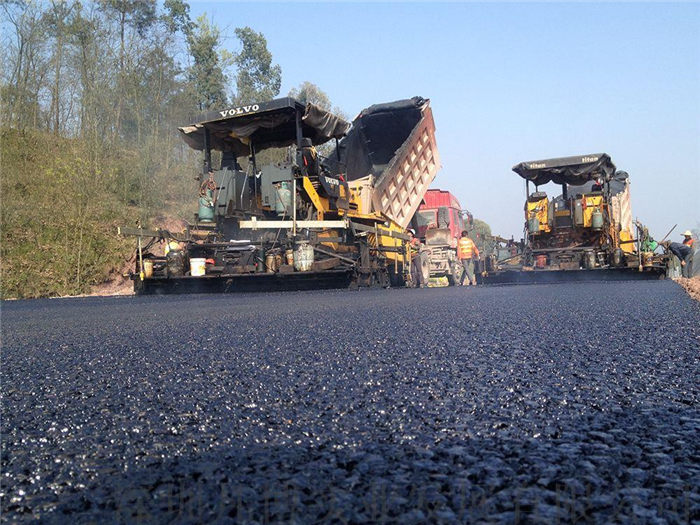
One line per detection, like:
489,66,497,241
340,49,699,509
0,128,191,299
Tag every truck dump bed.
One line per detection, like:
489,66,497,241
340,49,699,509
326,97,441,230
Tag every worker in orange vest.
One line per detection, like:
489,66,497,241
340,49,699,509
683,230,694,248
458,230,479,286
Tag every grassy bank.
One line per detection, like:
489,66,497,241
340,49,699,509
0,128,194,299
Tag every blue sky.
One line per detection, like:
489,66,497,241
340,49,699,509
190,1,699,240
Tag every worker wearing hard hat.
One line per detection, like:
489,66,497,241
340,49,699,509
458,230,479,286
408,229,424,288
665,231,694,278
680,230,694,278
682,231,694,248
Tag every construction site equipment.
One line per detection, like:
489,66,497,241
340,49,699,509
121,96,440,294
327,98,440,230
481,154,669,284
410,189,472,285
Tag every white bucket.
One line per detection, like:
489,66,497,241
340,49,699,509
143,259,154,279
190,258,206,276
293,242,314,272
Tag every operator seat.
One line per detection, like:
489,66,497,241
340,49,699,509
300,137,320,178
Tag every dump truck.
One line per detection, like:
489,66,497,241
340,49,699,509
120,96,440,294
482,153,668,284
410,189,472,285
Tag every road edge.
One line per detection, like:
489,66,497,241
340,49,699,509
674,276,700,302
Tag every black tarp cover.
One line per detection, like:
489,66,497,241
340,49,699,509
178,97,350,157
571,170,629,196
549,170,630,208
325,97,427,181
512,153,616,186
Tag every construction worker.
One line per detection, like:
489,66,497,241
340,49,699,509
680,230,694,277
666,240,694,278
458,230,479,286
683,230,694,248
408,229,424,288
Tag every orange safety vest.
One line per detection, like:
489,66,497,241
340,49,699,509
683,238,694,248
458,237,479,260
410,237,421,257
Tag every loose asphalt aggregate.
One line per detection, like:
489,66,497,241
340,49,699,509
1,281,699,523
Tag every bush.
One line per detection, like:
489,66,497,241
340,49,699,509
0,128,142,298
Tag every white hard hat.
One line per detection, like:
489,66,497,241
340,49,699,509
683,230,692,236
408,228,416,235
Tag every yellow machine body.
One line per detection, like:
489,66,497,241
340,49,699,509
370,221,409,263
301,175,410,265
582,194,604,228
619,229,635,254
526,197,550,233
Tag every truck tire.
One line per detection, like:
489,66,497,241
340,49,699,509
447,262,463,286
419,252,431,286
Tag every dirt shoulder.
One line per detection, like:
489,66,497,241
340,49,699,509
89,216,187,297
675,276,700,302
91,273,134,296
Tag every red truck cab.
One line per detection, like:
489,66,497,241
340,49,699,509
411,189,469,285
414,190,466,247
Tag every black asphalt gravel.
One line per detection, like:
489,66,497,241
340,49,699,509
2,281,699,523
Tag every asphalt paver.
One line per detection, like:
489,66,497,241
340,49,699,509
2,281,699,523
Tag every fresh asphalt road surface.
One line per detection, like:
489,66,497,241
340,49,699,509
2,281,699,523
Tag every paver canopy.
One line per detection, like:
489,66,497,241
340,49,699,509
179,97,350,157
512,153,617,186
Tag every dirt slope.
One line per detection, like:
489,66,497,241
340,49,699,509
676,276,700,302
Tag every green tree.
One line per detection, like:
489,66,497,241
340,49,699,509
162,0,192,36
69,5,112,144
472,218,493,254
233,26,281,103
101,0,157,70
288,81,331,109
187,14,228,111
43,0,80,134
1,1,49,129
287,81,348,158
99,0,157,139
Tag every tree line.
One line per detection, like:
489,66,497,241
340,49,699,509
1,0,283,140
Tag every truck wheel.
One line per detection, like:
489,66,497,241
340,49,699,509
447,270,456,286
448,263,462,286
419,252,431,285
